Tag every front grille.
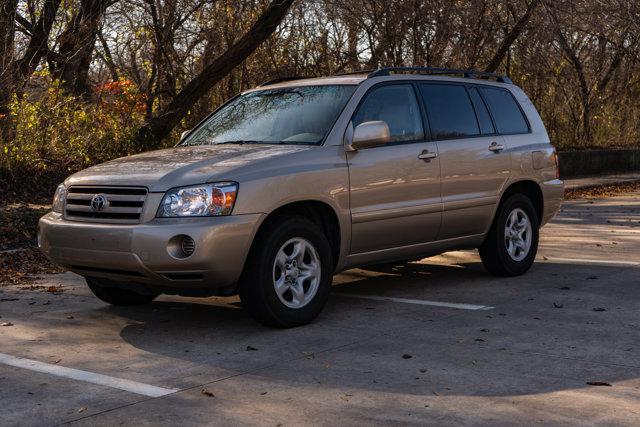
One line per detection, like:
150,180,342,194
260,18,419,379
65,186,147,224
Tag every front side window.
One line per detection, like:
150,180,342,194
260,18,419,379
479,87,529,134
419,84,479,139
352,84,424,143
182,85,356,146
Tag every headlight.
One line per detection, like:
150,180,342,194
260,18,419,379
157,183,238,217
52,184,67,213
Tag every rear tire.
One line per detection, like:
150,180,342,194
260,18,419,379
238,216,333,328
86,277,159,306
479,193,539,277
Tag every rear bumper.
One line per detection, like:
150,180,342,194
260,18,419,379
38,212,263,291
541,178,564,226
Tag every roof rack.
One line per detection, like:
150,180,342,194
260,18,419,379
257,76,308,87
367,67,512,84
332,69,376,76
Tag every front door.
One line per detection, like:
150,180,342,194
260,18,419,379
346,83,442,254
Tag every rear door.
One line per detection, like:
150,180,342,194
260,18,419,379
418,83,510,240
347,83,442,254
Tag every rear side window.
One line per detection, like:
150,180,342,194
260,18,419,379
479,87,529,134
467,87,495,134
352,84,424,143
419,84,479,139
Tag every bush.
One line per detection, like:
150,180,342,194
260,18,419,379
0,78,149,199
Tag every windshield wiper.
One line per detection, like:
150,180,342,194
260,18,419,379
212,140,263,145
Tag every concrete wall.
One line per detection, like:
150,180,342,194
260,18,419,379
558,149,640,179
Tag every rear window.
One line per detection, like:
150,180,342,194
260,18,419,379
479,87,529,134
419,84,479,139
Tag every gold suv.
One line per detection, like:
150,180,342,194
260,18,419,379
39,67,564,327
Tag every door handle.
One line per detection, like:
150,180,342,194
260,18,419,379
417,150,438,162
488,142,505,152
488,141,505,152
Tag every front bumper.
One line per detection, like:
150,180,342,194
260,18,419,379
38,212,263,291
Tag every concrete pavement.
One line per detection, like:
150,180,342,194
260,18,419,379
0,193,639,425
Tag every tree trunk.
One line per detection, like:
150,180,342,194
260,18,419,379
52,0,110,97
0,0,18,142
134,0,295,148
484,0,540,73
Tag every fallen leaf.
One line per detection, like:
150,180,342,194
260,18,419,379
66,315,74,319
402,354,412,359
586,381,611,387
553,302,563,308
587,276,598,280
480,328,489,332
0,298,19,302
201,388,215,397
246,346,258,351
474,338,485,342
1,322,13,326
559,286,570,290
592,307,606,312
78,407,87,413
260,391,267,395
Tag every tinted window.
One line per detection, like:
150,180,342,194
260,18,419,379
352,84,424,143
419,84,479,139
479,87,529,134
467,87,495,134
183,85,356,146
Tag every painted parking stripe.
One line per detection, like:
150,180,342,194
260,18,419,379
333,293,494,311
539,257,640,267
0,353,179,397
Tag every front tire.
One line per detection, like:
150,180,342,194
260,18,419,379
479,194,539,277
238,216,333,328
86,277,160,306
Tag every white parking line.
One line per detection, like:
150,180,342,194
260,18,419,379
333,293,494,311
0,353,179,398
539,257,640,267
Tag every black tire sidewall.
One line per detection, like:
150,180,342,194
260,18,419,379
493,194,539,275
241,217,333,327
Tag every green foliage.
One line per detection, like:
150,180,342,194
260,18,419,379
0,79,151,195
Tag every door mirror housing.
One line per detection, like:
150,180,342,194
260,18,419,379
350,121,390,150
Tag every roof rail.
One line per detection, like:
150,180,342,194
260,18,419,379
368,67,512,84
258,76,308,87
332,69,376,77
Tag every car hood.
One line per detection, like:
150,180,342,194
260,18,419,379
65,144,314,192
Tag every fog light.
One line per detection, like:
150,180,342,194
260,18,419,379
181,236,195,256
167,235,196,259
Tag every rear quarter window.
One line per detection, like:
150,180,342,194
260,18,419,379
479,87,529,134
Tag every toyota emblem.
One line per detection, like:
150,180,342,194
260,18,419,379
90,194,107,211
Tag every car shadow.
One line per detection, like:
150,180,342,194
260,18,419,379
109,259,640,398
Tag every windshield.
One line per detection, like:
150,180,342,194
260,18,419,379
182,85,356,146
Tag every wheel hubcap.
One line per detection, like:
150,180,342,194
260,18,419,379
504,208,532,262
273,237,321,309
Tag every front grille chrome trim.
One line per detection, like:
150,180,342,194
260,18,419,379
64,186,148,224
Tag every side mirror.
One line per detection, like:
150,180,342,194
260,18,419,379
350,121,390,150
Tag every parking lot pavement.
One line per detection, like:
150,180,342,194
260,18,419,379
1,193,639,426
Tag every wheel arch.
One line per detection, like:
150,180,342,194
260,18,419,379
250,200,342,270
497,180,544,226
